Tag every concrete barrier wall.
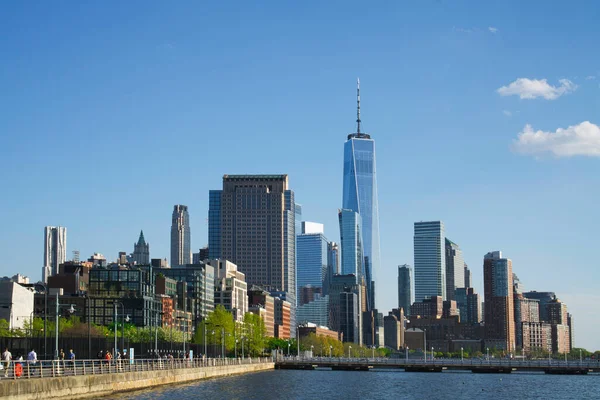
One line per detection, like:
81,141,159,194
0,362,275,400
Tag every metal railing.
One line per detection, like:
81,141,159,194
1,357,272,380
276,356,600,370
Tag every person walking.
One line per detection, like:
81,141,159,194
68,349,75,374
2,347,12,378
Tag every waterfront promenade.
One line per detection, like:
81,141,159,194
276,356,600,374
0,357,273,400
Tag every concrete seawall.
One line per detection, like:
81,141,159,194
0,362,275,400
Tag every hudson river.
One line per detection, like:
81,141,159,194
110,369,600,399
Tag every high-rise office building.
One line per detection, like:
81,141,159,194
43,226,67,283
342,79,380,311
132,230,150,265
514,294,540,348
324,242,340,295
464,263,472,288
414,221,446,301
338,209,364,278
209,175,297,336
397,265,412,316
483,251,515,351
296,222,328,305
444,238,464,301
171,205,191,267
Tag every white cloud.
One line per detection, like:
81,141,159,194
503,110,512,117
585,75,596,80
488,26,498,33
513,121,600,157
497,78,577,100
453,27,473,34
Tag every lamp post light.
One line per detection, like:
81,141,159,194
431,346,434,361
486,347,490,361
424,328,427,362
311,345,314,358
329,345,332,358
372,346,375,359
287,341,291,357
235,339,238,358
221,327,225,358
405,346,409,362
54,293,75,360
348,346,352,359
461,347,464,362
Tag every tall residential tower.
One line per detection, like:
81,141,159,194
483,251,515,351
43,226,67,283
342,79,380,311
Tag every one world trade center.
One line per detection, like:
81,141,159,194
341,79,380,311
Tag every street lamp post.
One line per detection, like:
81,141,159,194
204,323,207,358
287,341,291,357
424,328,427,362
221,327,225,358
311,345,314,358
431,346,434,361
405,347,409,362
348,346,352,359
235,339,238,358
461,347,464,362
372,346,375,359
329,345,332,358
487,347,490,361
54,292,75,360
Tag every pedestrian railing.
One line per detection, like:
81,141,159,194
276,356,600,369
1,357,272,380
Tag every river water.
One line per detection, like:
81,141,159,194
110,369,599,400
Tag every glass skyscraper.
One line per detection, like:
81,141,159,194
445,238,465,301
338,209,363,277
414,221,446,301
341,80,380,311
296,222,328,292
397,264,412,316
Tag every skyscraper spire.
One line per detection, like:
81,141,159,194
356,78,361,134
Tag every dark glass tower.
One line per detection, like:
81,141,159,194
342,79,380,311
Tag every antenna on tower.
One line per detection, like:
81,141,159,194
356,78,361,134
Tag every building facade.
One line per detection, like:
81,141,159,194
341,80,380,312
338,209,364,278
444,238,464,301
455,287,481,324
296,295,329,327
384,310,404,350
397,265,412,316
414,221,446,301
483,251,515,352
296,223,328,304
170,205,191,267
209,175,296,336
521,322,552,354
43,226,67,283
0,282,34,329
208,259,248,322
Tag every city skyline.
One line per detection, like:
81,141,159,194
1,1,598,350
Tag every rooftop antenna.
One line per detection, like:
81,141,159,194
356,78,361,134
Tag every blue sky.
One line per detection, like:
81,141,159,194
1,1,599,350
